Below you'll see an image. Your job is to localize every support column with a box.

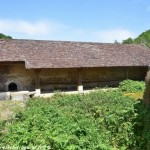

[77,68,83,93]
[35,69,41,95]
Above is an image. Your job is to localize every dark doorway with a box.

[8,83,17,91]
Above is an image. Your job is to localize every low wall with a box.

[0,92,11,100]
[0,91,36,101]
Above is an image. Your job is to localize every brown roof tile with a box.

[0,39,150,68]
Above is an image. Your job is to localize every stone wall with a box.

[82,67,147,89]
[0,63,35,91]
[0,63,147,92]
[40,68,78,91]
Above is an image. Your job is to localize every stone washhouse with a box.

[0,39,150,100]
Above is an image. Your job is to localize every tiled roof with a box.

[0,39,150,69]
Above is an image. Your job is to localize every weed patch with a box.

[0,90,149,149]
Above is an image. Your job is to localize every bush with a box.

[131,100,150,150]
[0,90,149,149]
[119,80,145,93]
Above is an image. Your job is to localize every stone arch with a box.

[5,80,20,92]
[8,82,18,91]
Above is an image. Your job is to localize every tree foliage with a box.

[134,30,150,48]
[0,33,12,39]
[122,29,150,48]
[114,40,120,44]
[122,37,134,44]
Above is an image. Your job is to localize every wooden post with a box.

[35,69,41,95]
[77,68,83,93]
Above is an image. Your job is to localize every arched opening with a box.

[8,83,17,91]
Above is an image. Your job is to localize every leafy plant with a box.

[0,90,149,149]
[119,79,145,93]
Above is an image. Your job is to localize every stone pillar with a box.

[35,89,41,95]
[35,69,41,95]
[77,69,83,93]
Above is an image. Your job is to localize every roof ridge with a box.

[0,38,142,46]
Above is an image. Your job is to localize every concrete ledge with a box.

[0,92,11,100]
[0,88,118,100]
[38,88,118,98]
[11,91,30,101]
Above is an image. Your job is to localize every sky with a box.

[0,0,150,43]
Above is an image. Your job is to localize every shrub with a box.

[119,79,145,93]
[132,101,150,150]
[0,91,136,150]
[0,90,149,149]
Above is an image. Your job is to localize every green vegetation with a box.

[134,30,150,48]
[119,79,145,93]
[0,33,12,39]
[122,29,150,48]
[122,37,134,44]
[0,80,149,149]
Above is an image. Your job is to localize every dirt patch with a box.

[124,92,143,100]
[0,100,25,121]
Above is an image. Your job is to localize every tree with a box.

[122,29,150,48]
[134,29,150,48]
[0,33,12,39]
[114,40,120,44]
[122,37,134,44]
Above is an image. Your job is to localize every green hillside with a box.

[122,29,150,48]
[0,33,12,39]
